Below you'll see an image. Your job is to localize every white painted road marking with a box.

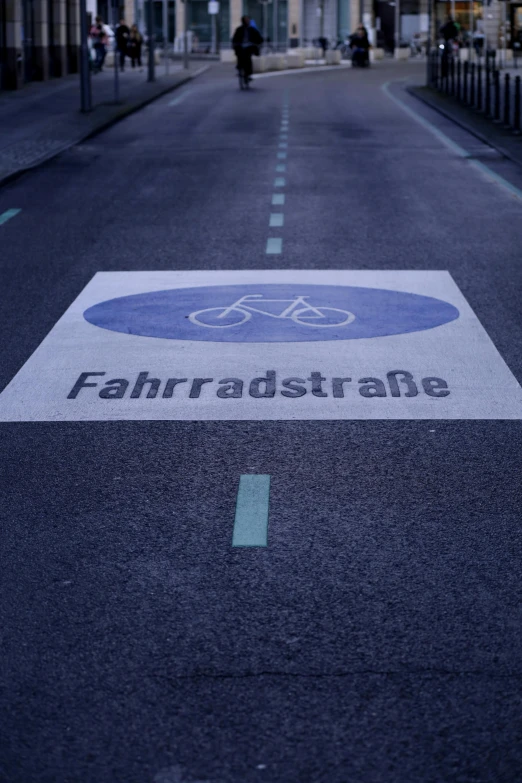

[1,270,521,421]
[269,213,284,227]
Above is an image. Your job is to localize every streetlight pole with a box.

[395,0,400,54]
[147,0,155,80]
[79,0,92,111]
[183,0,190,69]
[112,0,120,103]
[273,0,278,50]
[163,0,169,74]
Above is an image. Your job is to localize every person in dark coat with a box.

[116,18,130,71]
[127,24,143,70]
[232,16,263,82]
[349,24,370,66]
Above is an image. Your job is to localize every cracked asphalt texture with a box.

[1,62,522,783]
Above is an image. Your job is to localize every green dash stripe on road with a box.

[274,177,286,187]
[277,152,287,160]
[0,209,21,225]
[270,213,284,227]
[272,194,285,205]
[276,164,286,172]
[232,475,271,547]
[266,238,282,254]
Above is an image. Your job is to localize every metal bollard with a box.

[485,64,491,116]
[463,61,468,104]
[504,73,511,127]
[514,76,521,134]
[451,56,455,96]
[477,64,482,111]
[470,63,475,106]
[494,69,500,121]
[457,59,462,100]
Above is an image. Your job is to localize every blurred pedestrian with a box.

[89,16,108,73]
[116,18,130,71]
[349,23,370,66]
[128,25,143,70]
[232,15,263,82]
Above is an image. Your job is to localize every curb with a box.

[0,65,210,190]
[253,63,352,79]
[407,85,522,168]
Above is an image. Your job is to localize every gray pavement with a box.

[1,60,522,783]
[0,62,208,185]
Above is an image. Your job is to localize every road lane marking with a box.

[0,209,21,225]
[168,91,193,107]
[266,238,283,254]
[277,152,287,159]
[276,164,286,172]
[253,64,350,78]
[272,194,285,205]
[274,177,286,187]
[279,142,288,148]
[381,81,522,202]
[270,213,284,227]
[4,270,522,421]
[232,475,270,547]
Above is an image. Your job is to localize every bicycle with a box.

[237,65,250,90]
[189,294,356,329]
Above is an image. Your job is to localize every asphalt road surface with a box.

[1,62,522,783]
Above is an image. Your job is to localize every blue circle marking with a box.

[83,284,460,343]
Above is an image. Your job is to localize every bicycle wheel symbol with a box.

[189,307,250,328]
[291,307,355,327]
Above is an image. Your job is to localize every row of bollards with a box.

[428,53,521,136]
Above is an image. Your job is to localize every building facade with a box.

[2,0,522,89]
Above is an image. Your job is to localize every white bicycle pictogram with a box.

[188,294,356,329]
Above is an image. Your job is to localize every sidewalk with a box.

[0,63,209,187]
[408,84,522,168]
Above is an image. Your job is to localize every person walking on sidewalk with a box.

[116,19,130,71]
[128,25,143,70]
[90,17,109,73]
[232,16,263,83]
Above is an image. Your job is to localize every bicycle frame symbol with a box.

[188,294,356,329]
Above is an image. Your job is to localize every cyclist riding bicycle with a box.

[232,16,263,85]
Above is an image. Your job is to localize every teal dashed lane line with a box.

[0,209,21,225]
[274,177,286,187]
[276,164,286,172]
[232,475,271,547]
[270,213,284,227]
[272,193,285,205]
[266,237,283,254]
[277,152,287,159]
